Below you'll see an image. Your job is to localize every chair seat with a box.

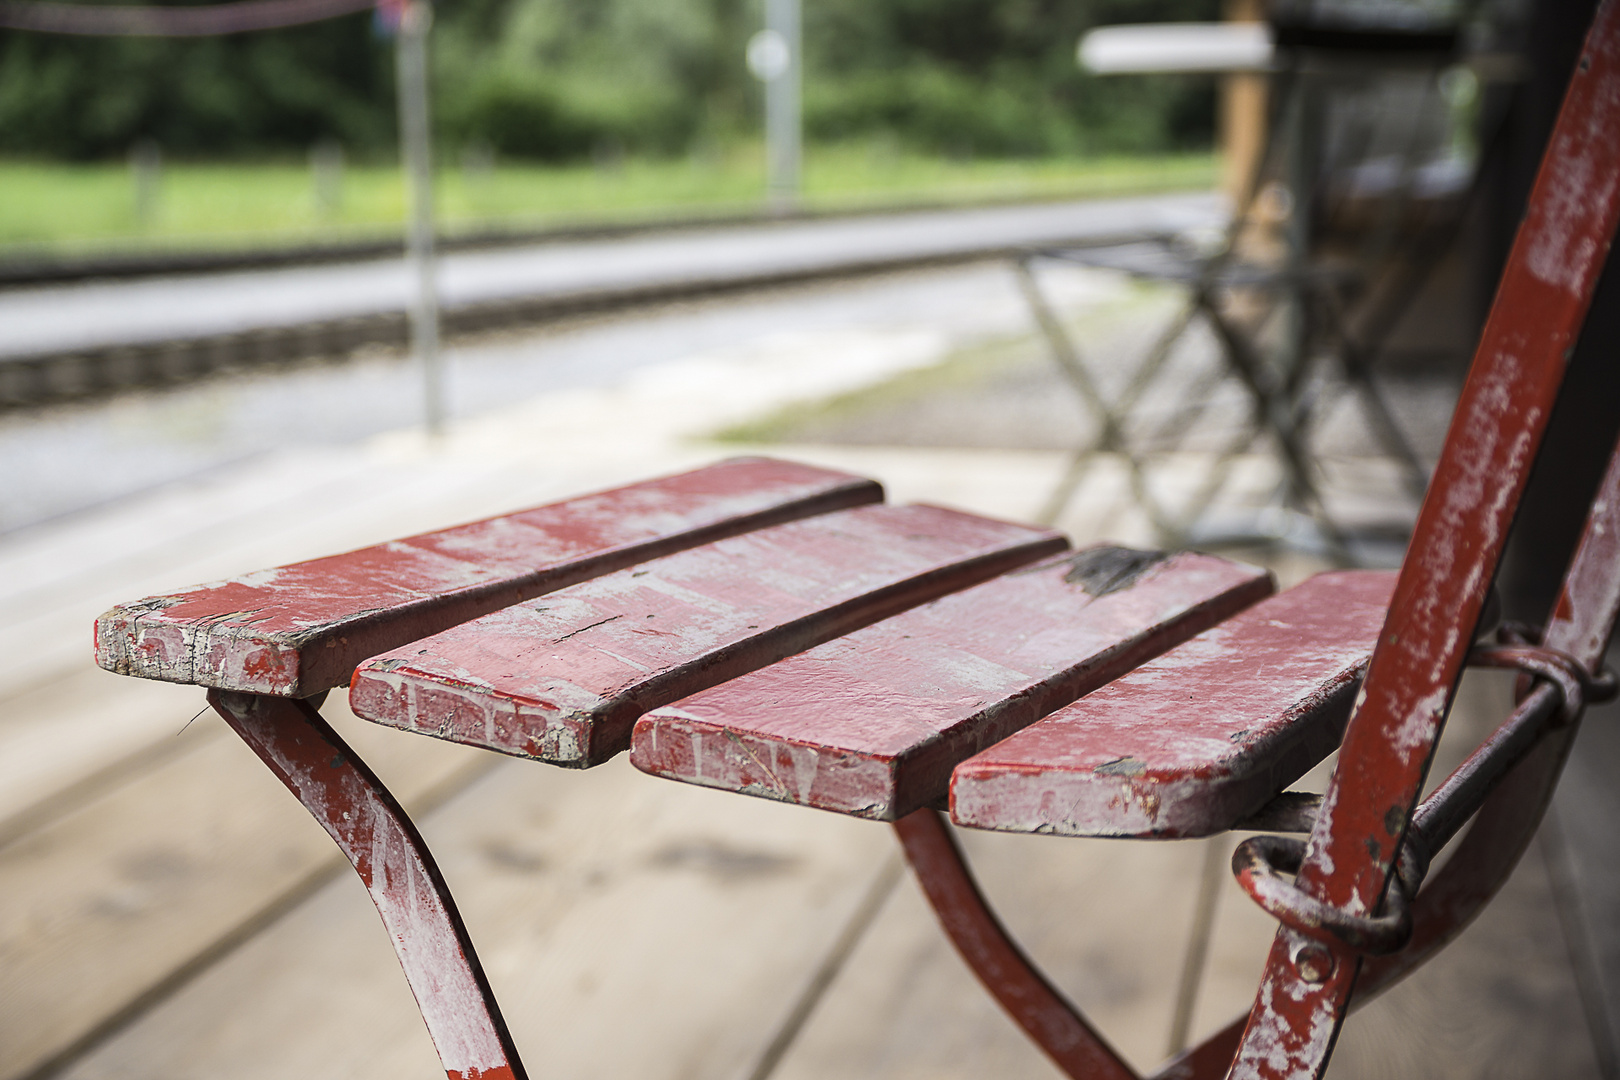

[101,450,1396,837]
[348,502,1063,767]
[630,546,1272,820]
[950,569,1396,838]
[94,457,880,698]
[337,478,1392,833]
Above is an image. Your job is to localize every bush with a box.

[0,0,1220,162]
[806,63,1079,157]
[452,72,595,160]
[0,17,394,160]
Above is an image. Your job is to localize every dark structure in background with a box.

[1496,0,1620,621]
[1491,3,1620,1070]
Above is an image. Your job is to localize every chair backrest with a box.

[1227,2,1620,1074]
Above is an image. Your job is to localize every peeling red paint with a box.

[350,503,1065,768]
[93,458,881,697]
[950,571,1394,839]
[630,548,1271,819]
[208,691,527,1080]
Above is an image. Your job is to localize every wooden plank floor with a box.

[3,321,1609,1080]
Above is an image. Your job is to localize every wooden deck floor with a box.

[3,325,1611,1080]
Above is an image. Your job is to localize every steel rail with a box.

[0,225,1187,413]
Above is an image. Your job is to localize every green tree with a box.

[0,0,1220,161]
[0,13,395,158]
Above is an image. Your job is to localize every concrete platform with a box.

[0,265,1607,1080]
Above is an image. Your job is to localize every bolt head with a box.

[1293,943,1335,984]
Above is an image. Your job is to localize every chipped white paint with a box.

[1525,135,1610,292]
[94,458,879,697]
[632,549,1273,819]
[1391,686,1449,767]
[1229,932,1341,1080]
[952,571,1392,838]
[212,693,513,1080]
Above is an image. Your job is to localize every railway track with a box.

[0,193,1223,411]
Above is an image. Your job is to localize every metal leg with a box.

[209,690,527,1080]
[892,809,1138,1080]
[1015,256,1174,536]
[1200,302,1354,565]
[1167,838,1228,1058]
[1317,289,1431,503]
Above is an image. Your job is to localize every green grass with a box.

[0,143,1215,256]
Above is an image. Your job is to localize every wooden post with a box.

[1220,0,1267,204]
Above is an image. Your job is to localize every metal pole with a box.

[764,0,800,211]
[396,0,444,435]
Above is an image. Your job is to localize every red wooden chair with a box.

[94,6,1620,1077]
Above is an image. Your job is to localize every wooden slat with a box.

[94,457,881,698]
[350,504,1066,768]
[950,570,1397,839]
[630,547,1273,820]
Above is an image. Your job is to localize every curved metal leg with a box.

[1151,1017,1248,1080]
[209,690,527,1080]
[893,809,1138,1080]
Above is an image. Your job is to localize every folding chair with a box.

[92,6,1620,1077]
[1020,16,1465,557]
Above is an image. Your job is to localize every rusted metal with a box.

[892,808,1138,1080]
[1355,424,1620,1003]
[629,547,1271,820]
[1150,1017,1249,1080]
[1228,5,1620,1073]
[950,571,1395,839]
[1231,836,1412,956]
[1233,791,1321,834]
[350,503,1065,767]
[1468,640,1616,724]
[207,690,527,1080]
[95,457,881,697]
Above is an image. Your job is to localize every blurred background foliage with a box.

[0,0,1219,162]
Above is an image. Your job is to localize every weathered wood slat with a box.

[94,457,881,698]
[629,547,1273,820]
[349,504,1066,768]
[950,570,1397,839]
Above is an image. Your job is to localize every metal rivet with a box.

[1294,943,1335,984]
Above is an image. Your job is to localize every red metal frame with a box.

[895,5,1620,1078]
[207,691,526,1080]
[892,809,1136,1080]
[898,424,1620,1080]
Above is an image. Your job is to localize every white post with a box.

[748,0,800,212]
[396,0,444,435]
